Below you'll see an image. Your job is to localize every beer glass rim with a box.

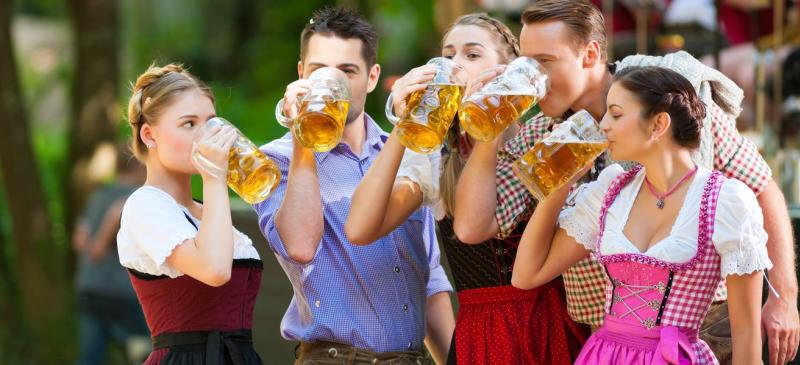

[558,109,607,142]
[426,57,467,86]
[305,66,351,100]
[308,66,349,81]
[194,116,239,141]
[509,56,543,68]
[467,56,548,99]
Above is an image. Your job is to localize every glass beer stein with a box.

[393,57,467,154]
[292,67,351,152]
[458,57,548,142]
[512,110,608,201]
[192,117,282,204]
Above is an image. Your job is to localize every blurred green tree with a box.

[0,0,71,363]
[66,0,121,245]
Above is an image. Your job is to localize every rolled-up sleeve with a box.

[253,140,321,265]
[710,103,772,195]
[494,113,553,238]
[423,210,453,296]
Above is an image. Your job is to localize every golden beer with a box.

[192,117,281,204]
[396,84,465,153]
[226,144,282,204]
[513,141,608,201]
[458,94,537,142]
[294,99,350,152]
[458,57,548,141]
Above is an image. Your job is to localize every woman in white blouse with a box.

[512,66,769,364]
[116,63,263,364]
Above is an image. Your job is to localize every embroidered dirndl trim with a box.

[594,166,725,271]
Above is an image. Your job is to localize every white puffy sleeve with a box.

[116,188,198,277]
[558,163,626,250]
[396,148,445,219]
[712,178,773,277]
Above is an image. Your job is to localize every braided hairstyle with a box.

[439,13,519,218]
[614,66,706,149]
[126,63,214,161]
[442,13,520,64]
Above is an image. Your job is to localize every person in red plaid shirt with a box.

[453,1,799,364]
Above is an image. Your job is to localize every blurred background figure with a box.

[779,47,800,148]
[72,147,149,365]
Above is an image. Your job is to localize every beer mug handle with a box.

[274,98,294,128]
[384,92,400,125]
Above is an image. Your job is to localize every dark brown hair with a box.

[127,63,214,161]
[614,66,706,148]
[300,6,378,66]
[521,0,607,59]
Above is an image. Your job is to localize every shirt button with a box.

[403,304,408,311]
[394,266,400,273]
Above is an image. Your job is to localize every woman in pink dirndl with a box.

[512,66,771,364]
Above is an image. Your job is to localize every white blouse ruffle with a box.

[396,148,445,219]
[558,164,772,277]
[117,186,259,278]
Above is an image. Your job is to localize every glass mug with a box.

[392,57,467,154]
[512,110,608,201]
[458,57,548,142]
[192,117,282,204]
[275,67,351,152]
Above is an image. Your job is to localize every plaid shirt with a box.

[496,104,771,326]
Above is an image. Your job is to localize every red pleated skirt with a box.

[454,279,590,365]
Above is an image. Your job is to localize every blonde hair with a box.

[439,125,467,218]
[442,13,520,64]
[439,14,518,218]
[126,63,214,161]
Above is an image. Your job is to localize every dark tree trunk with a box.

[66,0,120,238]
[0,0,64,357]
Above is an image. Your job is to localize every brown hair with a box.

[521,0,607,60]
[126,63,214,161]
[614,66,706,148]
[300,6,378,66]
[442,13,520,64]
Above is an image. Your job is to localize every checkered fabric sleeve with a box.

[563,255,609,327]
[710,103,771,195]
[494,113,553,239]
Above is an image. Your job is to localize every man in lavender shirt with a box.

[253,6,454,365]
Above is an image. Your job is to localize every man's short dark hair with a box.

[300,6,378,67]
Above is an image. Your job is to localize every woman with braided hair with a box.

[512,66,769,364]
[346,13,589,364]
[117,63,263,364]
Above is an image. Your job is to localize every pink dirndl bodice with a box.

[574,166,725,365]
